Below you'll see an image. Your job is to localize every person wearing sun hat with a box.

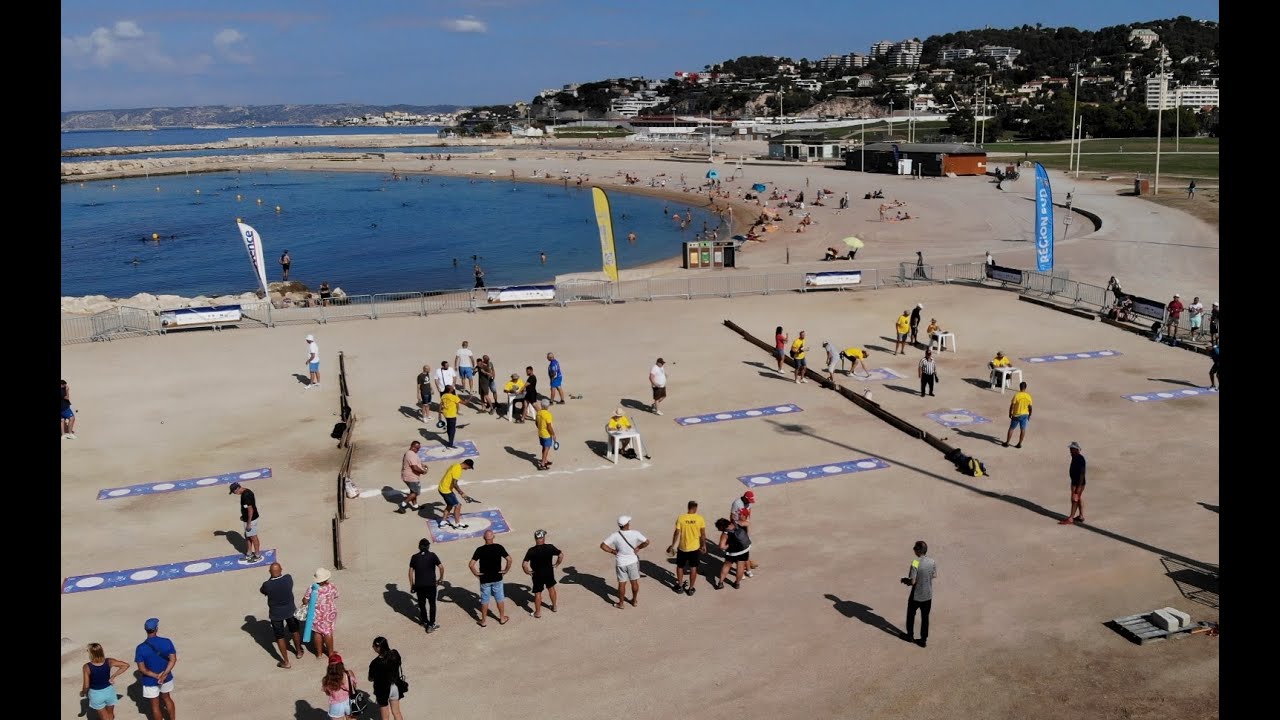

[1060,442,1087,525]
[135,617,178,720]
[606,407,635,458]
[302,567,340,658]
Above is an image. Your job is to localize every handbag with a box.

[293,606,307,622]
[346,671,370,715]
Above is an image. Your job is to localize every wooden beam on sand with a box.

[721,319,959,457]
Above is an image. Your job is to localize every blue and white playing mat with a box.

[1021,350,1122,364]
[62,549,277,594]
[845,367,906,382]
[419,440,479,463]
[1124,387,1218,403]
[676,404,802,426]
[98,468,272,501]
[738,458,890,488]
[925,409,992,428]
[428,508,510,543]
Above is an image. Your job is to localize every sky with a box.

[60,0,1220,112]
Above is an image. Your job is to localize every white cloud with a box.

[441,16,488,33]
[61,20,177,71]
[214,28,253,64]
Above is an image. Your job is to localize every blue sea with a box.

[60,169,719,299]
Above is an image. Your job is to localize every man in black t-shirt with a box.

[408,538,444,633]
[516,367,539,423]
[521,530,565,618]
[469,530,512,626]
[229,483,263,563]
[416,364,434,419]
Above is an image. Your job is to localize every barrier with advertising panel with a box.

[986,264,1024,285]
[485,285,556,306]
[804,270,862,289]
[1125,295,1168,322]
[159,305,243,328]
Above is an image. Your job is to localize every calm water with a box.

[60,170,718,298]
[61,125,444,151]
[61,145,487,164]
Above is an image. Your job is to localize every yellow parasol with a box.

[841,236,865,250]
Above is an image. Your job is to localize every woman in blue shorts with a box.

[81,643,129,719]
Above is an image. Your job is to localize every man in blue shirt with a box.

[134,617,177,720]
[546,352,567,405]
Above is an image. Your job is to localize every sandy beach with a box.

[61,137,1218,316]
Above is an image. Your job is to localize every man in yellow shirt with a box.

[894,311,911,355]
[535,399,557,471]
[1004,381,1033,448]
[839,347,871,377]
[666,500,708,596]
[436,385,461,448]
[437,458,475,529]
[502,373,524,421]
[605,408,636,458]
[790,330,808,384]
[988,351,1012,389]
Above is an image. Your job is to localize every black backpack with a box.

[945,448,989,477]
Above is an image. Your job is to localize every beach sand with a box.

[59,282,1219,720]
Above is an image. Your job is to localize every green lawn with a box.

[1017,151,1218,180]
[987,137,1218,154]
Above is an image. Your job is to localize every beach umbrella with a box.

[841,236,865,250]
[706,169,719,180]
[751,183,767,193]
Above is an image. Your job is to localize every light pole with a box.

[1154,45,1167,195]
[979,82,988,145]
[1175,88,1181,152]
[1068,62,1080,175]
[1074,116,1082,179]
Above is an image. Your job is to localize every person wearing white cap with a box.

[305,334,321,389]
[821,341,838,385]
[909,303,924,347]
[1060,442,1087,525]
[1165,294,1185,341]
[1187,296,1205,341]
[600,516,649,609]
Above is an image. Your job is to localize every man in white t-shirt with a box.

[648,358,668,416]
[600,515,650,609]
[304,334,321,389]
[432,361,457,396]
[454,341,476,395]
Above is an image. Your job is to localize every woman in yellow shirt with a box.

[606,408,636,458]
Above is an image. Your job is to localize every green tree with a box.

[946,107,975,135]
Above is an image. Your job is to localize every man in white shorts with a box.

[600,515,650,609]
[135,617,177,720]
[821,341,838,385]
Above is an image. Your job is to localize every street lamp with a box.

[1068,62,1080,175]
[1153,46,1168,195]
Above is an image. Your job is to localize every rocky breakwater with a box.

[61,282,347,316]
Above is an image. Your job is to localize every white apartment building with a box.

[1176,85,1219,108]
[848,53,869,68]
[610,93,670,118]
[938,48,975,63]
[817,54,846,70]
[1129,28,1160,49]
[870,40,895,57]
[979,46,1021,67]
[1145,76,1175,109]
[887,40,923,68]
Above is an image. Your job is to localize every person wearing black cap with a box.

[408,539,444,633]
[230,483,263,564]
[135,618,178,720]
[522,529,564,618]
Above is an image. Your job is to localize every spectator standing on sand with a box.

[601,516,650,608]
[519,367,539,422]
[367,637,409,719]
[81,643,129,720]
[649,358,668,415]
[901,541,937,647]
[470,530,513,626]
[432,361,457,399]
[280,250,291,281]
[61,379,77,439]
[522,530,564,618]
[711,518,752,590]
[415,365,433,419]
[321,654,356,720]
[1059,442,1087,525]
[306,334,321,389]
[260,562,304,667]
[821,341,838,385]
[1165,294,1185,340]
[1209,343,1219,389]
[1188,297,1205,340]
[135,618,178,720]
[914,251,927,280]
[918,349,938,397]
[894,311,911,355]
[547,352,567,404]
[790,331,809,384]
[454,341,475,395]
[229,482,264,564]
[909,304,924,347]
[1004,382,1033,448]
[1209,302,1219,345]
[1187,179,1196,199]
[773,327,789,372]
[408,538,444,633]
[475,355,496,413]
[666,500,708,596]
[302,568,340,658]
[398,441,426,513]
[436,386,460,449]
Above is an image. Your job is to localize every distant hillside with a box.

[59,104,463,130]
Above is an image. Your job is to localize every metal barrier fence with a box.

[60,261,1209,345]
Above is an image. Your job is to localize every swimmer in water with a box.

[540,252,547,264]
